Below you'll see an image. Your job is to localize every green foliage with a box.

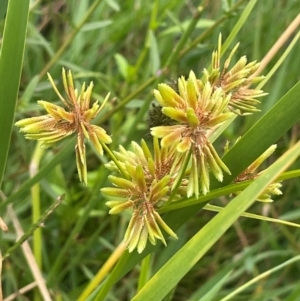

[1,0,300,301]
[0,0,29,187]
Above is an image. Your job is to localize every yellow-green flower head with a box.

[226,141,282,202]
[102,138,182,253]
[15,68,112,185]
[105,137,184,187]
[207,34,267,115]
[151,72,233,147]
[151,71,232,197]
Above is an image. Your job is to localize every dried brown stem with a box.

[252,13,300,77]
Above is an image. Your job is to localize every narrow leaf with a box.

[132,141,300,301]
[0,0,30,187]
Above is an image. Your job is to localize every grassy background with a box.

[0,0,300,300]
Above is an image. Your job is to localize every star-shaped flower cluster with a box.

[151,71,233,197]
[150,36,266,197]
[15,68,112,185]
[206,35,267,115]
[225,141,282,202]
[101,138,184,253]
[15,36,271,254]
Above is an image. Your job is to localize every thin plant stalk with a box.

[76,241,127,301]
[220,0,258,56]
[253,13,300,77]
[38,0,103,78]
[47,168,109,285]
[3,282,38,301]
[30,142,45,269]
[257,31,300,90]
[125,7,203,143]
[220,255,300,301]
[29,142,45,301]
[134,0,159,74]
[203,204,300,229]
[158,169,300,213]
[0,188,56,301]
[137,254,152,292]
[7,204,52,301]
[179,0,247,58]
[2,195,63,260]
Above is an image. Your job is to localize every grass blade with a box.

[96,80,300,299]
[0,0,30,187]
[221,255,300,301]
[0,139,75,212]
[132,141,300,301]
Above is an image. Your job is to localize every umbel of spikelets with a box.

[101,138,185,253]
[15,68,112,185]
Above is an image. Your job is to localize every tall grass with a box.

[0,1,300,301]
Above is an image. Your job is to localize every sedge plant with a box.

[16,35,283,256]
[2,1,300,301]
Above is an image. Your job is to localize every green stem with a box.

[257,31,300,90]
[179,0,247,58]
[279,169,300,181]
[125,8,203,143]
[221,255,300,301]
[46,167,109,285]
[30,142,44,267]
[76,241,127,301]
[101,142,129,179]
[137,254,152,292]
[0,139,75,213]
[39,0,103,78]
[220,0,258,56]
[204,204,300,230]
[134,0,159,74]
[164,149,192,207]
[164,6,203,68]
[158,169,300,213]
[29,142,45,301]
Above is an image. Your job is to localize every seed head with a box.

[102,137,183,253]
[15,68,112,185]
[151,71,232,196]
[207,34,267,115]
[225,141,282,202]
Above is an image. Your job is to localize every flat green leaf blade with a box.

[132,141,300,301]
[219,80,300,186]
[95,81,300,299]
[221,0,258,55]
[114,53,129,80]
[81,20,113,31]
[0,0,30,187]
[148,30,160,75]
